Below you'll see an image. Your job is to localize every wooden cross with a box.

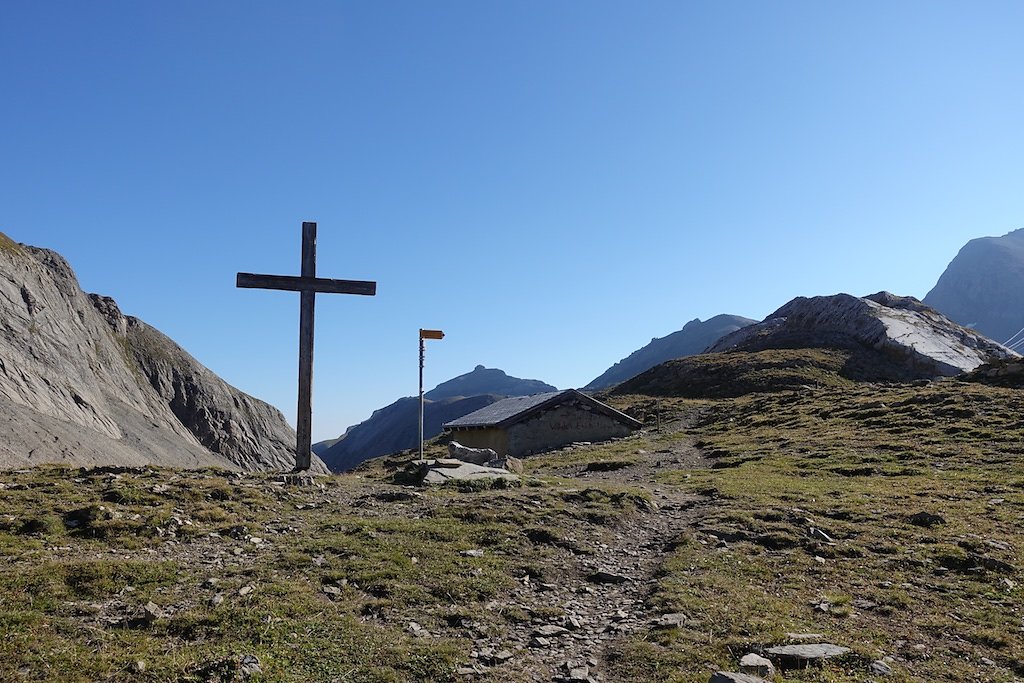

[237,222,376,471]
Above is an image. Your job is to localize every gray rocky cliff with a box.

[707,291,1017,378]
[0,233,324,472]
[924,228,1024,346]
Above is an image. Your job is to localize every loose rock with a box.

[141,601,163,624]
[709,672,770,683]
[448,441,498,465]
[533,624,570,638]
[739,653,775,678]
[587,570,629,584]
[239,655,261,676]
[870,660,894,676]
[808,527,834,543]
[651,612,690,629]
[562,661,591,682]
[908,511,946,527]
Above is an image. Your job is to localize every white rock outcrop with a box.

[707,292,1017,377]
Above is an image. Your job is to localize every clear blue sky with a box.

[2,2,1022,440]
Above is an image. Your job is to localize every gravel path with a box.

[457,427,716,682]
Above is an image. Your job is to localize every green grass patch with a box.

[606,381,1024,681]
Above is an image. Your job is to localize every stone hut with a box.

[443,389,642,457]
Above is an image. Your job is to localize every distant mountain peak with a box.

[924,229,1024,346]
[425,366,556,401]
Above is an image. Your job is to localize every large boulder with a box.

[707,291,1017,379]
[414,459,520,485]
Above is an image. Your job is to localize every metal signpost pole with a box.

[418,329,445,460]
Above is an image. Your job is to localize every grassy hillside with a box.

[612,348,856,398]
[601,380,1023,682]
[1,376,1021,682]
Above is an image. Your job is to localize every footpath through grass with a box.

[2,378,1021,682]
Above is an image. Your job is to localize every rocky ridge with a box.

[0,234,322,471]
[707,291,1017,379]
[584,314,755,391]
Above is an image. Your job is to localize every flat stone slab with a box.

[532,625,570,638]
[765,643,851,665]
[586,570,630,584]
[415,459,520,485]
[709,672,770,683]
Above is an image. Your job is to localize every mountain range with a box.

[7,231,1023,683]
[3,225,1023,472]
[583,314,755,390]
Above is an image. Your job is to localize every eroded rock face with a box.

[116,312,326,473]
[707,291,1017,379]
[924,227,1024,345]
[0,235,323,472]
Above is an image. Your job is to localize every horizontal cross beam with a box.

[236,272,377,296]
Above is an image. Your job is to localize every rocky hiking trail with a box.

[0,418,725,683]
[442,423,717,683]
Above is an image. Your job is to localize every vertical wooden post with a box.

[295,222,316,471]
[236,222,376,472]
